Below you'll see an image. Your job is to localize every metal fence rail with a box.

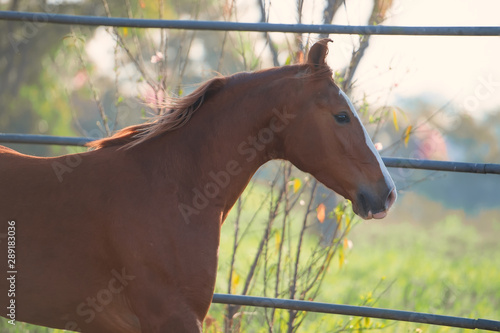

[2,133,500,175]
[382,157,500,174]
[0,133,92,147]
[1,11,500,36]
[212,294,500,331]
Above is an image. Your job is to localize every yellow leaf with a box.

[392,109,399,132]
[316,203,326,223]
[326,249,334,263]
[292,178,302,193]
[334,204,344,223]
[404,125,412,147]
[275,232,281,252]
[338,248,345,269]
[122,27,128,37]
[231,273,240,293]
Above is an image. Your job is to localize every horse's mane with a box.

[86,62,332,150]
[86,76,226,150]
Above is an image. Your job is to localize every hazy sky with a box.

[254,0,500,119]
[86,0,500,120]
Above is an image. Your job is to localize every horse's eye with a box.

[333,112,350,124]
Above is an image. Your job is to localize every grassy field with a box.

[1,192,499,332]
[208,191,500,333]
[311,215,500,332]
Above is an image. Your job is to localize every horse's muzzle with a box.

[356,187,397,220]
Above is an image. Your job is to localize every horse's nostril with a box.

[386,188,397,210]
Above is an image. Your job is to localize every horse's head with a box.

[283,39,396,220]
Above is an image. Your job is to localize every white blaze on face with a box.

[338,89,395,191]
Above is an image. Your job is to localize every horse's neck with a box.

[155,69,299,221]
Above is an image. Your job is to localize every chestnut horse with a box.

[0,39,395,332]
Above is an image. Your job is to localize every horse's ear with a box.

[307,38,333,67]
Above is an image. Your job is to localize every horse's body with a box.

[0,40,395,332]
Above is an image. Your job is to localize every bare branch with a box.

[71,30,111,136]
[257,0,279,66]
[319,0,345,39]
[287,180,317,333]
[101,0,156,90]
[342,0,394,94]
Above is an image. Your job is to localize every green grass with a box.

[310,215,500,332]
[208,200,500,333]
